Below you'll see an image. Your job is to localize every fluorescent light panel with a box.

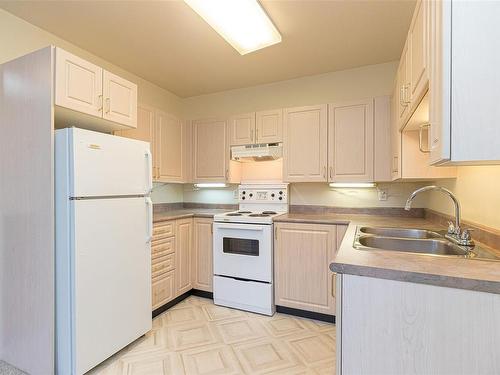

[184,0,282,55]
[329,183,377,188]
[194,183,227,188]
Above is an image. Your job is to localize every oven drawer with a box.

[213,276,274,316]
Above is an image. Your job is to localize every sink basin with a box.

[359,226,442,239]
[356,236,473,257]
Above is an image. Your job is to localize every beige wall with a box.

[182,61,398,119]
[428,166,500,230]
[0,9,183,116]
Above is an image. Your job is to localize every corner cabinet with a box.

[274,222,347,315]
[54,47,137,130]
[175,218,193,296]
[192,218,214,292]
[283,105,328,182]
[115,105,187,183]
[328,99,374,182]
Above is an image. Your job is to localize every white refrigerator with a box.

[55,128,153,375]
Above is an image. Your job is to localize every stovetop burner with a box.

[226,213,243,216]
[262,211,277,215]
[249,213,270,217]
[237,211,252,214]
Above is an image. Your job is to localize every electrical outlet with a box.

[378,188,388,201]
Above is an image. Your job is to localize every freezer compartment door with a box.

[67,128,152,197]
[72,197,152,375]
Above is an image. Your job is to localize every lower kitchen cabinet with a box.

[175,218,193,296]
[192,218,214,292]
[336,274,500,374]
[274,222,346,315]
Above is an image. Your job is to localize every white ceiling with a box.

[1,0,416,98]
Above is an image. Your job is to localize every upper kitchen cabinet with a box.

[102,70,137,128]
[328,99,374,182]
[408,0,429,109]
[54,47,137,131]
[229,112,255,146]
[256,109,283,144]
[429,1,500,165]
[283,105,328,182]
[116,105,189,183]
[55,48,103,118]
[229,109,283,146]
[395,0,430,131]
[193,118,240,183]
[156,110,184,183]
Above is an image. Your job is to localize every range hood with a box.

[231,143,282,162]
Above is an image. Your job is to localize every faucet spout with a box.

[404,185,461,233]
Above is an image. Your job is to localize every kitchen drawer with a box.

[152,271,175,310]
[152,237,175,259]
[153,221,174,239]
[152,254,175,279]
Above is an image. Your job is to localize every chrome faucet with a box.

[405,185,474,246]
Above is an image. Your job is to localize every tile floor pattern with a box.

[89,296,335,375]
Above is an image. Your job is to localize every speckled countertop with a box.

[153,208,231,222]
[275,213,500,294]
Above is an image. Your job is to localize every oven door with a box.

[213,222,272,283]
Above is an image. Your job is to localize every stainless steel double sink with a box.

[354,226,481,258]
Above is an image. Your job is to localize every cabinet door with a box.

[328,99,374,182]
[391,86,402,180]
[175,218,193,296]
[274,222,336,314]
[156,110,184,182]
[397,41,410,127]
[192,218,213,292]
[115,105,157,179]
[229,113,255,146]
[256,109,283,143]
[102,70,137,128]
[54,48,103,117]
[409,0,429,107]
[283,105,328,182]
[193,119,228,182]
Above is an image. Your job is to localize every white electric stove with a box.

[213,184,288,316]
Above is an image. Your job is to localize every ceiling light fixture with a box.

[329,183,377,189]
[184,0,282,55]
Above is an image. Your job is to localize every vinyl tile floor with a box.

[89,296,336,375]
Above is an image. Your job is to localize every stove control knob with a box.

[271,193,275,198]
[242,196,246,200]
[279,191,283,195]
[242,191,246,194]
[249,193,253,197]
[279,197,283,201]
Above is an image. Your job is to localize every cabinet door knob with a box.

[105,97,110,114]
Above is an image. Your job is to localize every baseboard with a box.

[191,289,214,299]
[152,291,191,318]
[152,289,213,318]
[276,305,335,323]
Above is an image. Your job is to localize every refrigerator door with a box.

[71,197,152,375]
[68,128,152,197]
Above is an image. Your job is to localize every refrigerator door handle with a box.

[145,149,153,193]
[146,197,153,243]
